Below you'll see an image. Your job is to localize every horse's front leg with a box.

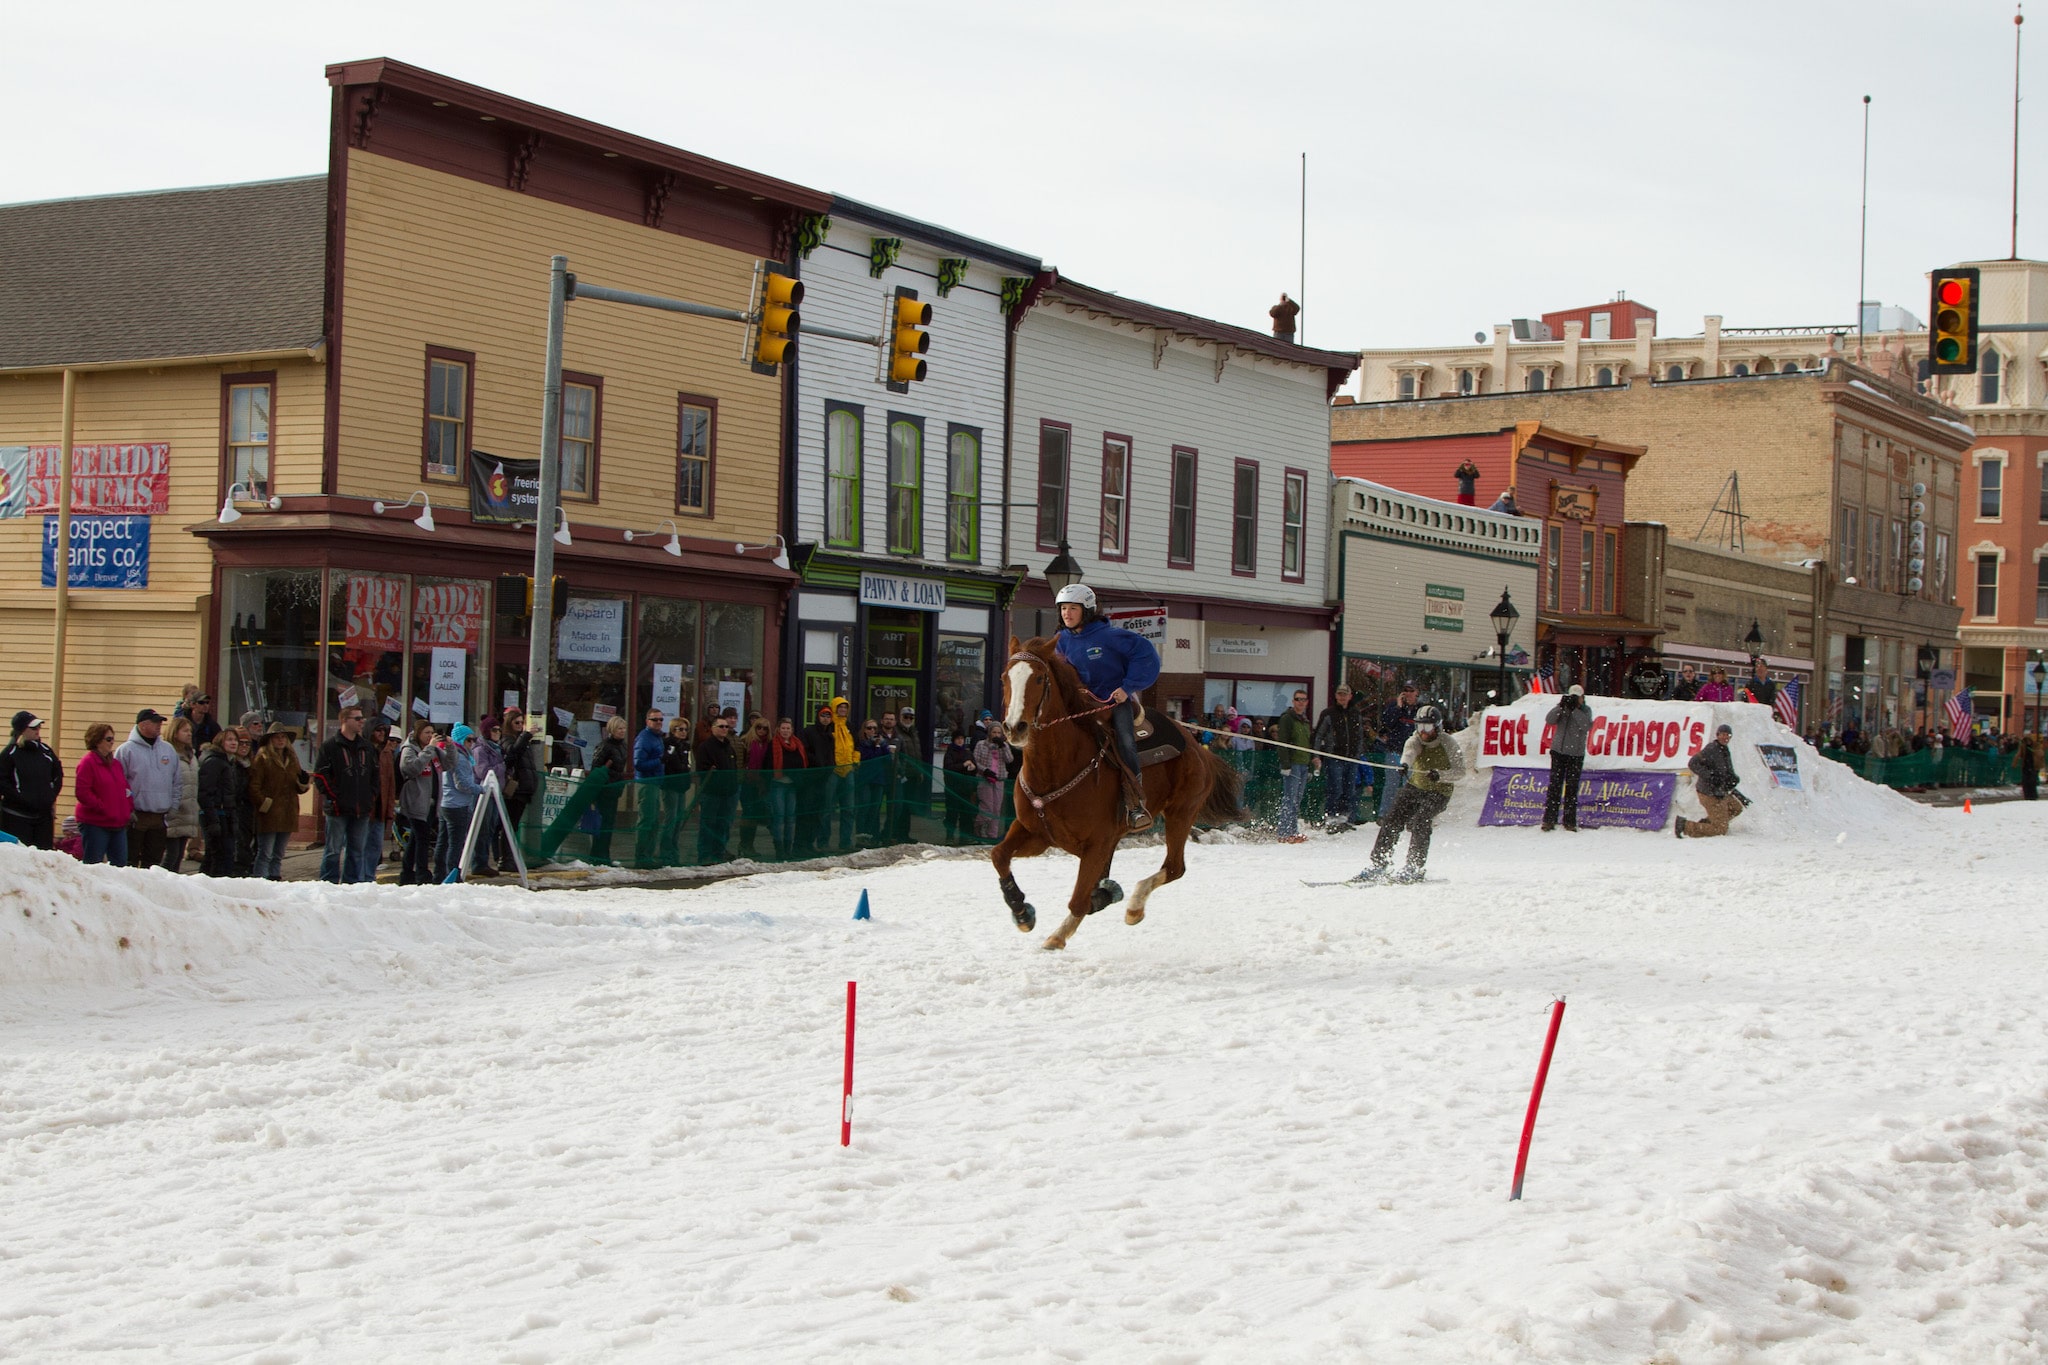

[1043,838,1117,951]
[991,820,1050,933]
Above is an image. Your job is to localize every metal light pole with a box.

[524,254,569,755]
[1490,588,1519,707]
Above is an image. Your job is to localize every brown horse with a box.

[993,635,1243,950]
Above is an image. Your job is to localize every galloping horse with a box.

[993,635,1243,950]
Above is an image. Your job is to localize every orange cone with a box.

[1964,796,1974,814]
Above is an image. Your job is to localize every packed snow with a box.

[3,721,2045,1363]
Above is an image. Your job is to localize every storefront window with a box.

[934,633,986,746]
[552,595,631,759]
[409,576,490,731]
[636,596,701,732]
[1204,677,1310,722]
[702,602,764,726]
[220,567,324,765]
[327,571,407,735]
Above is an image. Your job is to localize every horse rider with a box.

[1052,582,1161,830]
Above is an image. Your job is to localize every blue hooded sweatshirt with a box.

[1054,617,1161,699]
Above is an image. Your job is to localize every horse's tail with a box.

[1196,746,1244,825]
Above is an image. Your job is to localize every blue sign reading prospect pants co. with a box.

[42,515,150,589]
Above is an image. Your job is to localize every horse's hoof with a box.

[1124,906,1145,926]
[1012,902,1036,933]
[1089,880,1124,915]
[1041,936,1066,951]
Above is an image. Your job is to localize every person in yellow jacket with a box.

[1351,705,1462,884]
[818,696,857,853]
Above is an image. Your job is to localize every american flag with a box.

[1945,688,1974,741]
[1772,677,1801,729]
[1525,666,1556,696]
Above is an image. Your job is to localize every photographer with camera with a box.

[1676,723,1745,839]
[1541,684,1592,832]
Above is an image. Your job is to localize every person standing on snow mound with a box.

[1542,684,1591,832]
[1351,704,1463,884]
[1676,723,1744,839]
[1051,582,1161,831]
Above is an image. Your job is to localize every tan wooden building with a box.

[0,58,831,818]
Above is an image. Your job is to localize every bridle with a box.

[1005,650,1120,733]
[1005,649,1119,812]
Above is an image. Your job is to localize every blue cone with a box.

[853,889,871,921]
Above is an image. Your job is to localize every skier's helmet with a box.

[1054,583,1098,613]
[1414,704,1443,733]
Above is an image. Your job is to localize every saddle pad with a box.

[1134,714,1189,768]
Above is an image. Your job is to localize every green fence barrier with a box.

[516,748,1381,871]
[1818,746,2022,788]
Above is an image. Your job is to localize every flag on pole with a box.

[1945,688,1974,741]
[1772,677,1801,729]
[1525,665,1557,696]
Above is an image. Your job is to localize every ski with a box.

[1301,874,1436,888]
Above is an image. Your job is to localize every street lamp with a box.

[1744,620,1764,660]
[2032,658,2046,738]
[1489,588,1519,708]
[1043,538,1084,595]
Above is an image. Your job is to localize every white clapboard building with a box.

[1007,273,1356,720]
[783,198,1040,748]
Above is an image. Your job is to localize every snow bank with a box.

[1446,700,1930,838]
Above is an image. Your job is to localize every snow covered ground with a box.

[3,740,2046,1362]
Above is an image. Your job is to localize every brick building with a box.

[1331,360,1973,735]
[1927,259,2048,734]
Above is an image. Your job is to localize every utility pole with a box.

[524,254,568,753]
[1858,95,1871,360]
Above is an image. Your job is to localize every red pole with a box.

[1510,997,1566,1200]
[840,981,856,1147]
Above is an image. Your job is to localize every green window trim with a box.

[887,414,924,556]
[825,401,863,550]
[946,424,982,563]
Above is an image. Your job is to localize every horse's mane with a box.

[1020,636,1116,743]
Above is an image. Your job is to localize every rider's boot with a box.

[1122,771,1153,831]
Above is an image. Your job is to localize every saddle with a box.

[1128,703,1190,769]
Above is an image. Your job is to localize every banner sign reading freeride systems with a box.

[23,444,172,514]
[1474,694,1716,772]
[467,449,542,524]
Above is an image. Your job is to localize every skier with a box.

[1051,582,1162,831]
[1351,704,1462,883]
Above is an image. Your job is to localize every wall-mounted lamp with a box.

[553,507,573,547]
[735,534,791,570]
[372,490,436,533]
[216,483,281,524]
[1410,644,1430,656]
[626,518,684,558]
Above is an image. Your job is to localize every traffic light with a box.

[887,286,931,390]
[751,270,803,375]
[1928,266,1980,374]
[495,574,568,619]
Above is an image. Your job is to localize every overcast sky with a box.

[9,1,2039,370]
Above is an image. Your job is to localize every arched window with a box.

[1781,361,1800,374]
[1527,368,1547,392]
[1665,363,1686,382]
[1732,363,1751,378]
[1595,366,1614,386]
[1398,373,1416,400]
[1980,347,2002,405]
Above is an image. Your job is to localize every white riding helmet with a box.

[1054,583,1098,611]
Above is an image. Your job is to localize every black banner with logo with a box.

[467,449,542,525]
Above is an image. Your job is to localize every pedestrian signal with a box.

[1928,267,1979,375]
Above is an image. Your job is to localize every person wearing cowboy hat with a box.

[0,711,63,849]
[248,721,309,879]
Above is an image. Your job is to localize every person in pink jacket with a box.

[1694,667,1736,702]
[74,722,135,866]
